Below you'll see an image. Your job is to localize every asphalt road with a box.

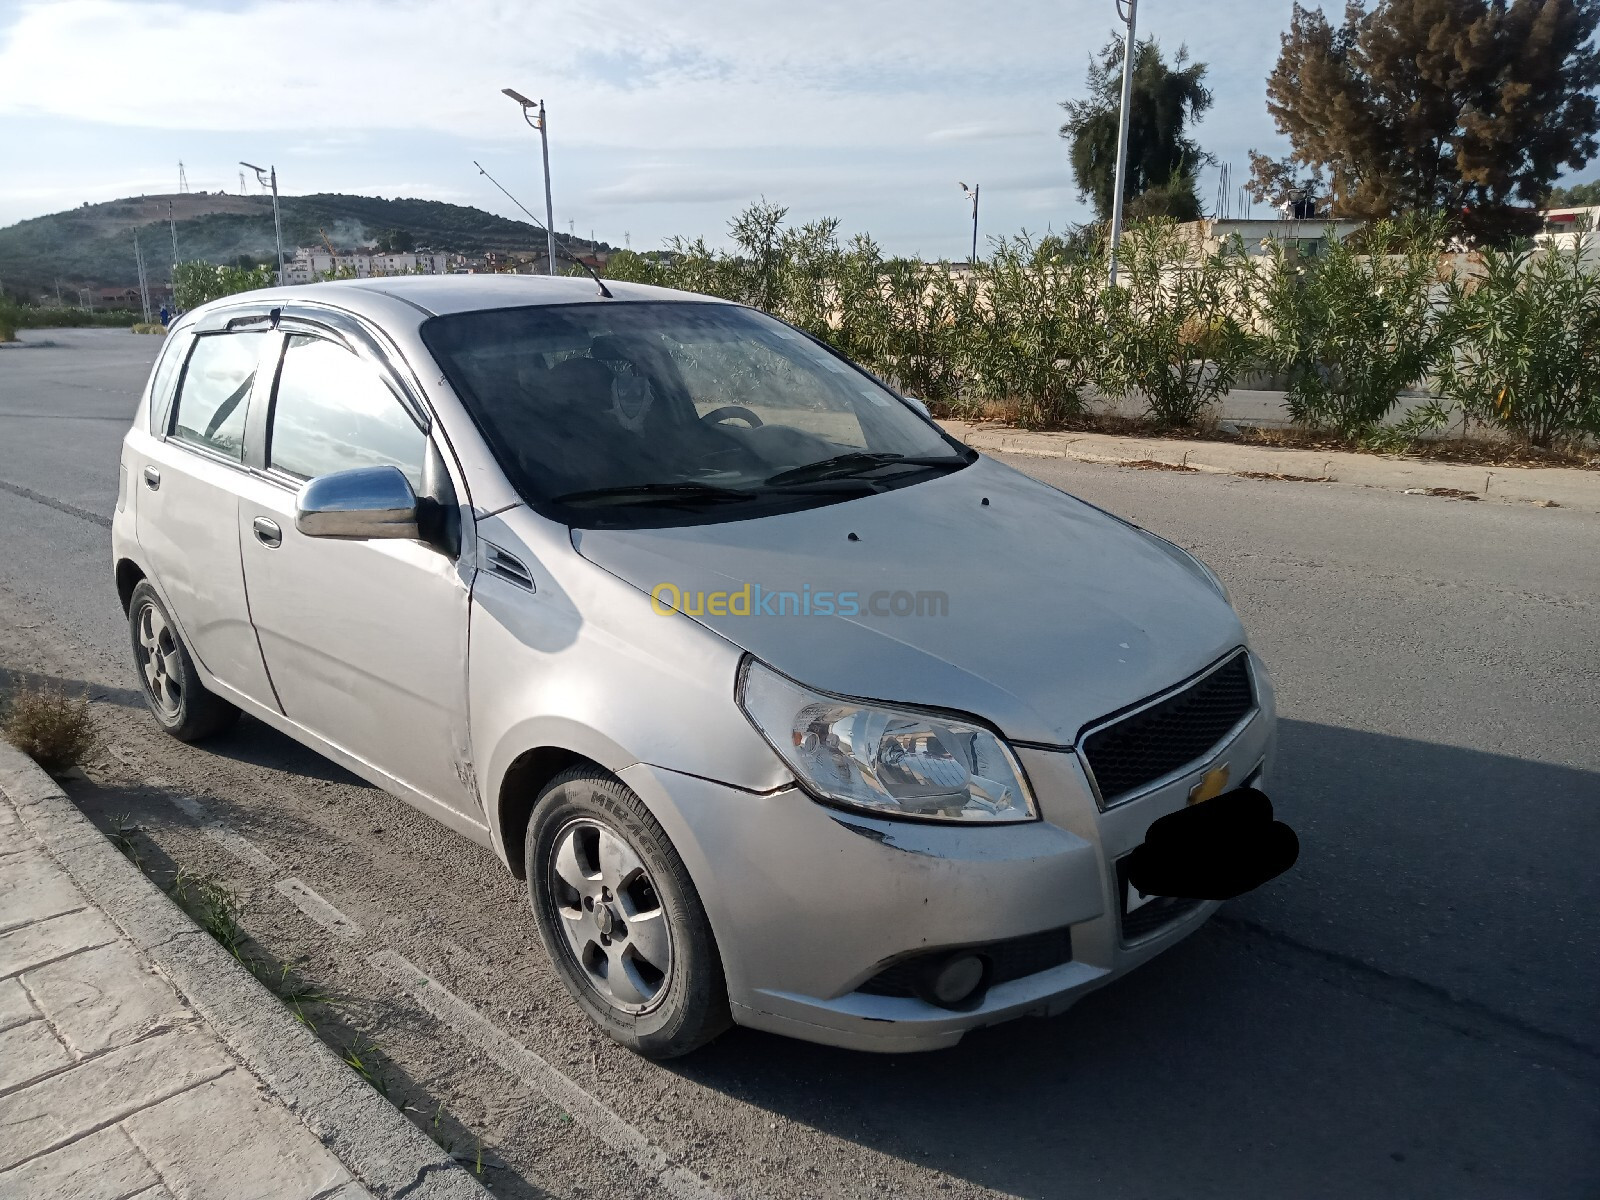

[1,329,1597,1199]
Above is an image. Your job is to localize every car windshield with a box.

[420,301,971,528]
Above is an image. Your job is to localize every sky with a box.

[0,0,1587,259]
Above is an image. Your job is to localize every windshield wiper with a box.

[551,482,758,509]
[763,452,968,488]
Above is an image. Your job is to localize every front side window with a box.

[170,331,268,461]
[267,334,426,489]
[421,302,968,528]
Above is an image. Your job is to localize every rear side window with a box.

[170,331,268,461]
[267,334,425,489]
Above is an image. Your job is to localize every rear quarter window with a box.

[145,328,194,436]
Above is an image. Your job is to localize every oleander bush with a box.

[1440,238,1600,448]
[607,202,1600,447]
[1255,216,1453,440]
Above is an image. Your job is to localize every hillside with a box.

[0,192,613,293]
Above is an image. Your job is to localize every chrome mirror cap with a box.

[902,395,932,419]
[295,465,420,541]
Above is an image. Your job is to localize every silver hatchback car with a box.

[114,275,1293,1057]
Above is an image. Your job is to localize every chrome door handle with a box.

[142,465,161,490]
[252,517,282,548]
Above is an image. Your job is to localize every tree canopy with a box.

[1249,0,1600,243]
[1061,37,1213,224]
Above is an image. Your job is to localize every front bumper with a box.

[619,653,1278,1052]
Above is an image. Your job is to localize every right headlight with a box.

[737,658,1037,824]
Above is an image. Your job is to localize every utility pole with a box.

[959,182,980,265]
[241,162,286,285]
[1107,0,1138,285]
[134,232,151,324]
[503,88,558,276]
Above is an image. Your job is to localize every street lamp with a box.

[502,88,558,276]
[959,182,980,266]
[1106,0,1138,286]
[241,162,285,286]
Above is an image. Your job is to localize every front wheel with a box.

[526,768,731,1058]
[127,580,240,742]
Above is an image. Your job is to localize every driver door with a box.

[235,327,479,822]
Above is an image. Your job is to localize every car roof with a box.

[232,274,733,318]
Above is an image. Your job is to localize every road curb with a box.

[939,420,1600,512]
[0,738,490,1200]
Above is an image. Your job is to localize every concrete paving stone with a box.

[123,1071,358,1200]
[0,850,84,933]
[0,1123,159,1200]
[24,942,192,1057]
[0,908,120,980]
[0,977,35,1032]
[0,1018,72,1092]
[0,1026,233,1170]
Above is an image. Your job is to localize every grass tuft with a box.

[2,681,99,772]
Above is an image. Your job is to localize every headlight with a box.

[737,659,1037,824]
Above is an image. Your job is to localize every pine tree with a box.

[1249,0,1600,244]
[1061,37,1213,223]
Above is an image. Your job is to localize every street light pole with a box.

[960,182,980,265]
[1107,0,1138,286]
[503,88,558,276]
[241,162,285,285]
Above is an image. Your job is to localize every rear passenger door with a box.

[234,323,479,821]
[133,326,279,709]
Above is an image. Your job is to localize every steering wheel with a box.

[700,405,763,429]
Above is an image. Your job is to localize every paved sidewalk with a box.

[0,741,486,1200]
[941,420,1600,513]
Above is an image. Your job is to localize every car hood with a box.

[570,456,1245,745]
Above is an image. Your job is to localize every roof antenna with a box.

[472,160,612,298]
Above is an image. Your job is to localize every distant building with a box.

[1537,206,1600,255]
[1175,217,1366,259]
[284,248,453,284]
[92,285,171,310]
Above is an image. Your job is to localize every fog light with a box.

[920,953,987,1009]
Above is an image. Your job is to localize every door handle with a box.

[142,465,161,490]
[252,516,282,548]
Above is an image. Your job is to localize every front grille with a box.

[1080,652,1254,807]
[856,926,1074,998]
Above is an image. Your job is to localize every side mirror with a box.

[295,465,420,541]
[902,395,932,419]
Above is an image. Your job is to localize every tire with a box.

[127,580,240,742]
[526,767,731,1059]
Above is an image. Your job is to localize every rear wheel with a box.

[127,581,239,742]
[527,767,730,1058]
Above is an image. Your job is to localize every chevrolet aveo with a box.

[114,275,1295,1058]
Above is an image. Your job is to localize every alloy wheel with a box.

[547,818,673,1013]
[135,601,183,718]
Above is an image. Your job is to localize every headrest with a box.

[590,334,643,363]
[548,356,616,407]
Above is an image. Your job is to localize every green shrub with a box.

[1255,217,1452,438]
[1440,239,1600,447]
[1100,221,1254,428]
[968,235,1108,426]
[2,681,99,773]
[173,260,277,310]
